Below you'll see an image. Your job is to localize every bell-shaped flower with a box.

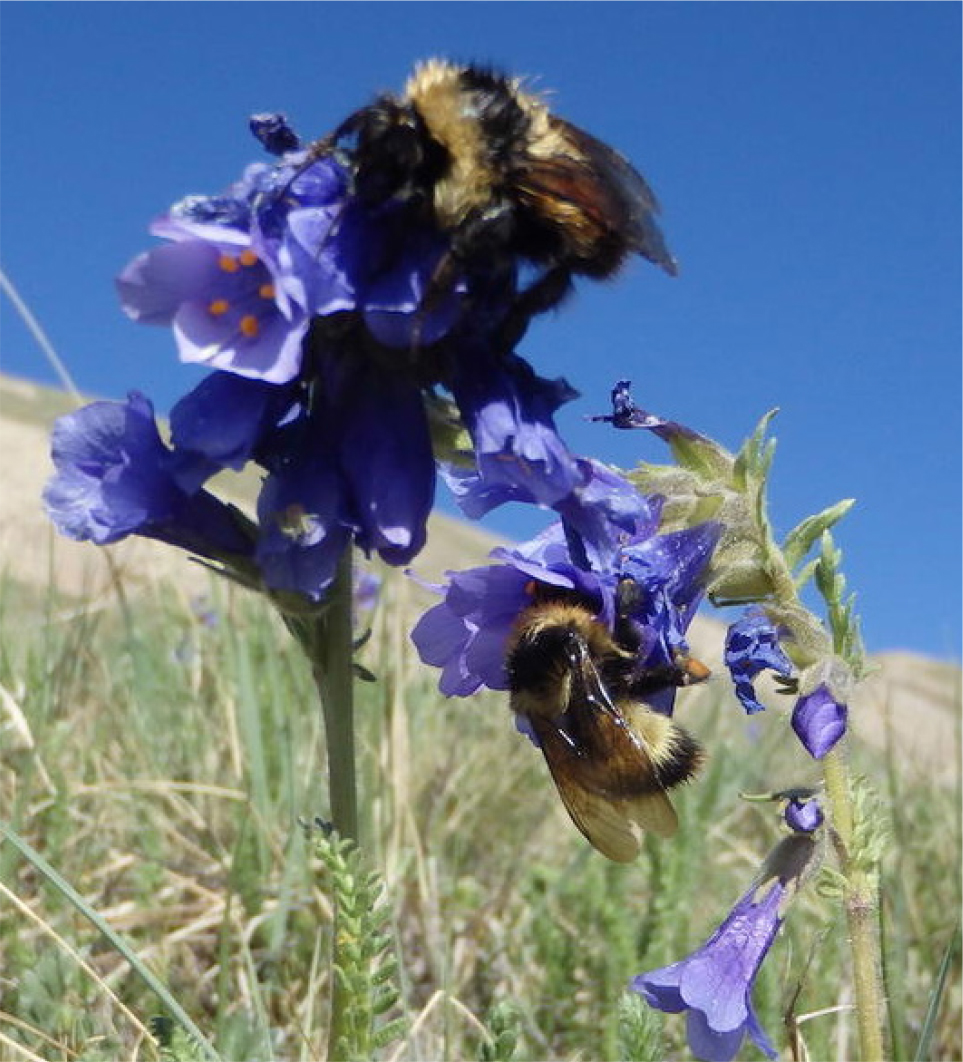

[631,834,818,1062]
[43,393,254,566]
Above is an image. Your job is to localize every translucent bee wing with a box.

[547,118,679,277]
[529,712,679,862]
[525,638,680,861]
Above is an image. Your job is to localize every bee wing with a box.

[527,636,678,862]
[555,119,678,276]
[517,118,677,276]
[529,711,679,862]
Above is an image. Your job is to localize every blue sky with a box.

[2,4,959,659]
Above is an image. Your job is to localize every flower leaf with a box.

[783,499,855,572]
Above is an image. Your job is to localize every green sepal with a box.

[666,429,734,481]
[783,498,856,572]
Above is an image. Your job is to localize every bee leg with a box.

[515,266,575,319]
[489,265,574,354]
[409,250,464,358]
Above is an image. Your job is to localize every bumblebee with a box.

[304,59,677,333]
[505,584,706,862]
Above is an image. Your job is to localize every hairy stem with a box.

[822,746,886,1061]
[765,533,887,1060]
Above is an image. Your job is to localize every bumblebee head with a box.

[338,98,449,207]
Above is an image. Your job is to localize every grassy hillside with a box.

[1,373,960,1061]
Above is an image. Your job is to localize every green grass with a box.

[1,562,960,1061]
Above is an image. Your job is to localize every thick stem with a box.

[284,550,359,1062]
[311,548,359,843]
[822,745,887,1061]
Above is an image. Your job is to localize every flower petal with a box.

[791,685,847,759]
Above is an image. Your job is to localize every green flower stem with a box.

[283,548,359,842]
[767,541,887,1061]
[281,550,359,1059]
[313,549,359,842]
[822,743,886,1061]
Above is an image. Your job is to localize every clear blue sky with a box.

[2,4,959,659]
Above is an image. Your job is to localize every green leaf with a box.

[371,1018,409,1051]
[783,499,856,571]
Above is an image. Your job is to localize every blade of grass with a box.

[0,269,83,403]
[913,925,960,1062]
[0,819,221,1062]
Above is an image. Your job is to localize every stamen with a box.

[218,253,240,273]
[258,283,276,300]
[208,299,230,317]
[277,503,319,541]
[239,249,259,267]
[239,315,260,338]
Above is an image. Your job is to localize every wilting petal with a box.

[724,607,795,714]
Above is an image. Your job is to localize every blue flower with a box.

[116,168,326,384]
[248,343,435,599]
[104,109,611,600]
[445,350,583,513]
[254,442,353,601]
[117,137,481,385]
[591,379,701,443]
[412,485,719,705]
[631,834,818,1062]
[632,881,781,1061]
[791,685,847,759]
[43,393,253,563]
[724,607,795,714]
[784,794,824,833]
[167,371,298,491]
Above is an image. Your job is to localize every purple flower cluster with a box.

[45,113,591,601]
[116,144,474,379]
[412,476,720,708]
[41,76,855,1062]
